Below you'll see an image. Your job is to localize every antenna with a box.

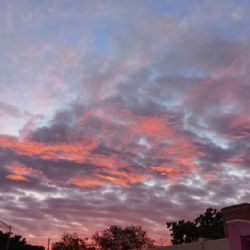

[0,220,11,250]
[47,238,51,250]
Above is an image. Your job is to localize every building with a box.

[148,203,250,250]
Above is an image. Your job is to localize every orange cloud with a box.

[0,136,130,170]
[0,136,97,163]
[68,176,103,188]
[99,175,128,187]
[150,166,189,180]
[99,169,151,187]
[6,175,30,182]
[69,169,151,188]
[177,158,197,170]
[132,117,172,137]
[7,164,34,175]
[150,166,183,174]
[87,153,129,169]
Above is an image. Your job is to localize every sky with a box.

[0,0,250,247]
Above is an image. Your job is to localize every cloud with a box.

[6,174,30,182]
[0,0,250,247]
[0,101,21,118]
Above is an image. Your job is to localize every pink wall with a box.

[227,220,250,250]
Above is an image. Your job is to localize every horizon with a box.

[0,0,250,247]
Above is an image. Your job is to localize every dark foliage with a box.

[166,208,225,245]
[52,233,95,250]
[194,208,225,239]
[166,220,198,245]
[92,225,155,250]
[0,231,45,250]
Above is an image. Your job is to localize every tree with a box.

[194,208,224,240]
[0,231,45,250]
[166,220,198,245]
[52,233,95,250]
[92,225,155,250]
[166,208,225,245]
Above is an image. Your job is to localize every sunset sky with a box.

[0,0,250,247]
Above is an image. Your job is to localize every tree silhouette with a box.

[166,220,198,245]
[92,225,155,250]
[194,208,224,240]
[0,231,45,250]
[52,233,95,250]
[166,208,225,245]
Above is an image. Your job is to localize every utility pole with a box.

[47,238,50,250]
[0,220,11,250]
